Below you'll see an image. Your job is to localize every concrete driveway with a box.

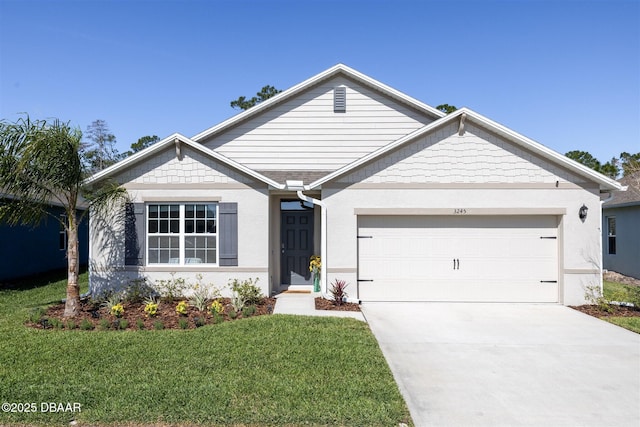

[361,303,640,427]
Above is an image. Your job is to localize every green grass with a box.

[602,281,640,334]
[605,317,640,334]
[603,280,636,302]
[0,271,412,426]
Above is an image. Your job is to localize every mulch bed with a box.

[571,304,640,318]
[315,297,361,312]
[30,297,277,330]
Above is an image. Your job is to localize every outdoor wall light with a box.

[579,204,588,222]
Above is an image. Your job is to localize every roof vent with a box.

[334,86,346,113]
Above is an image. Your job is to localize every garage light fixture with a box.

[579,204,588,222]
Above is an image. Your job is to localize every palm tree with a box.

[0,116,126,317]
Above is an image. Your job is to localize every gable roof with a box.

[84,133,282,188]
[308,108,624,192]
[85,65,624,194]
[190,64,445,143]
[604,172,640,208]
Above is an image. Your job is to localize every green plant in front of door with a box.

[309,255,321,292]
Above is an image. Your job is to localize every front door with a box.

[280,205,314,285]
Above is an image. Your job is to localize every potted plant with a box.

[309,255,321,292]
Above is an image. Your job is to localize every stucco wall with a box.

[89,146,270,298]
[321,123,602,305]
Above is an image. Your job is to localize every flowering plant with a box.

[110,303,124,318]
[144,302,158,317]
[209,299,224,316]
[175,301,189,315]
[309,255,321,276]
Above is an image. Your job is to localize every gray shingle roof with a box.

[604,172,640,207]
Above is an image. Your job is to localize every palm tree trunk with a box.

[63,212,81,317]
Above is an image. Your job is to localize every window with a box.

[607,216,616,255]
[59,214,67,251]
[147,203,217,265]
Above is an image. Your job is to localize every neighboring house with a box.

[602,173,640,279]
[0,197,89,282]
[86,64,622,305]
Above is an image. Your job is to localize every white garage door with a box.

[357,215,558,302]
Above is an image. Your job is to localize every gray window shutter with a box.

[124,203,145,266]
[334,86,346,112]
[219,202,238,266]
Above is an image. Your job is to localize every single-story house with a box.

[0,196,89,283]
[86,64,622,305]
[602,172,640,279]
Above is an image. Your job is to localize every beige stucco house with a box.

[87,64,622,305]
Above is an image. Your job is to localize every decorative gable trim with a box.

[84,133,284,189]
[308,108,623,192]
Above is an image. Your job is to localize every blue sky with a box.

[1,0,638,163]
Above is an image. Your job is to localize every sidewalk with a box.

[273,292,365,321]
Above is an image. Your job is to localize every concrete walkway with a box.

[362,302,640,427]
[273,292,365,321]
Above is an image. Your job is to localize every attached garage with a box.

[357,215,559,302]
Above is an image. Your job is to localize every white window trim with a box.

[146,203,219,266]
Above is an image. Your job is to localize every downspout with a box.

[295,190,328,295]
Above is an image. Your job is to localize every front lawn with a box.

[601,280,640,333]
[0,271,412,426]
[606,316,640,334]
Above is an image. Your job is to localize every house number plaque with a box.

[453,208,468,214]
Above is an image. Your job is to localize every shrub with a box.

[229,278,263,305]
[155,273,187,301]
[228,310,237,319]
[330,279,349,306]
[189,289,209,313]
[584,283,614,313]
[123,278,155,303]
[153,321,164,330]
[212,313,223,324]
[99,319,111,330]
[230,293,245,313]
[179,318,189,329]
[136,318,145,330]
[242,305,256,318]
[50,318,64,329]
[118,319,129,330]
[628,286,640,311]
[209,299,224,316]
[27,307,46,324]
[80,319,94,330]
[176,301,189,315]
[65,319,77,330]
